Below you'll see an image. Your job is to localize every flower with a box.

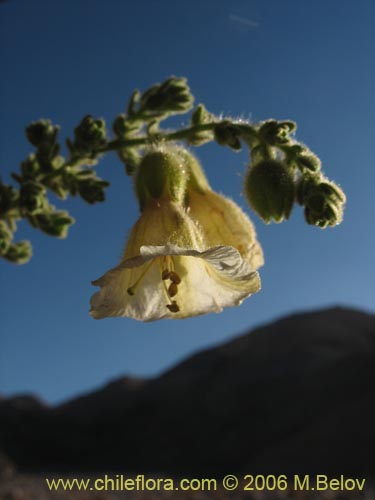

[90,146,263,322]
[90,199,260,321]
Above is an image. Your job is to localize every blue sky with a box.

[1,0,374,404]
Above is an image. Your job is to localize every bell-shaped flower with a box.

[90,147,262,322]
[90,199,260,321]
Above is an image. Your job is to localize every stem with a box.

[96,122,218,153]
[45,122,221,179]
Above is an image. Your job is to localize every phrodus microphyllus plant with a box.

[0,77,346,320]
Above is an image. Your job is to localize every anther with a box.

[168,283,178,297]
[127,287,135,296]
[169,271,181,284]
[166,301,180,313]
[162,269,170,280]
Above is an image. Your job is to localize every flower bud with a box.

[135,148,188,210]
[244,160,295,223]
[139,77,194,117]
[258,120,295,146]
[72,115,107,155]
[301,179,345,228]
[26,120,58,148]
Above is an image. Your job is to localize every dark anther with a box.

[168,283,178,297]
[169,271,181,284]
[166,301,180,313]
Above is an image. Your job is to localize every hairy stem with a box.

[98,122,219,152]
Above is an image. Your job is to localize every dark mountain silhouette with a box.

[0,306,374,476]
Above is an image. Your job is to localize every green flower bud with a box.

[26,120,58,148]
[19,181,47,214]
[214,121,241,151]
[25,120,60,172]
[3,240,32,265]
[72,115,107,155]
[300,178,345,228]
[245,160,296,223]
[258,120,295,146]
[135,148,188,210]
[139,77,194,117]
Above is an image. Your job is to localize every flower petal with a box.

[187,190,264,270]
[90,244,260,322]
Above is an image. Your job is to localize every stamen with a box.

[168,283,178,297]
[169,271,181,284]
[161,258,181,314]
[166,301,180,313]
[161,269,170,280]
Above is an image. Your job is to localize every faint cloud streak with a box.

[229,13,259,29]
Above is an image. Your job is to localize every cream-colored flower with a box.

[90,200,260,322]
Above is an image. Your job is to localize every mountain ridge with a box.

[0,306,374,475]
